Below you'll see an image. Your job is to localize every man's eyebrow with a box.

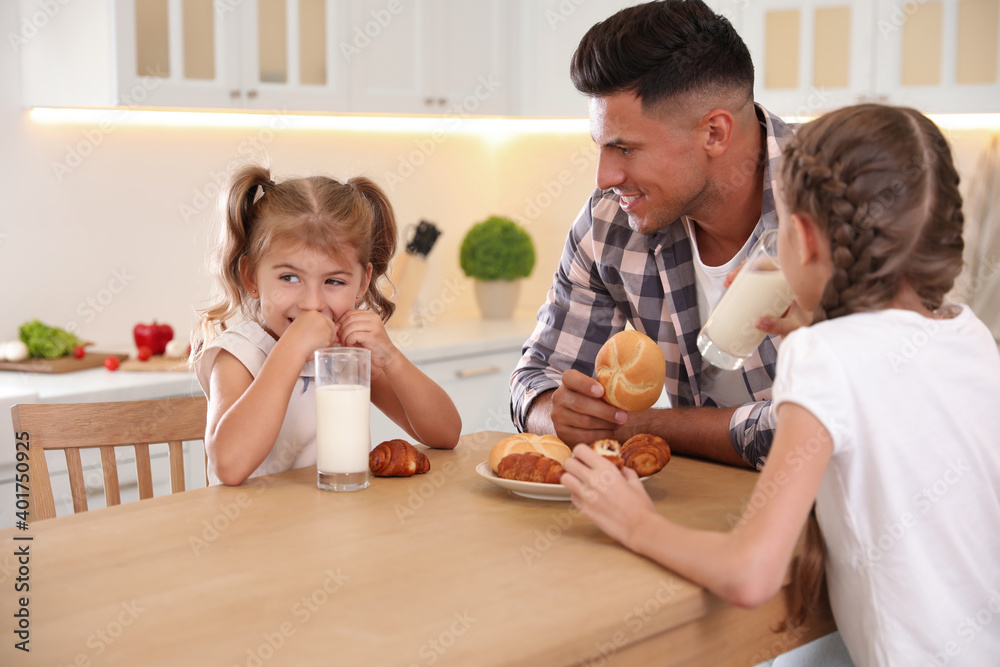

[592,135,631,148]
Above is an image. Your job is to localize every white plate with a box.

[475,461,654,502]
[475,461,573,501]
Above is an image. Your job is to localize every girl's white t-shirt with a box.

[195,320,317,485]
[772,305,1000,666]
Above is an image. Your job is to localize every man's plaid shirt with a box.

[510,106,795,469]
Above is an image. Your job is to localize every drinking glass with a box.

[697,229,794,370]
[315,347,371,491]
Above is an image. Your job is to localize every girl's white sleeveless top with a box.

[195,320,316,485]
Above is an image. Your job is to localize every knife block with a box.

[387,252,428,328]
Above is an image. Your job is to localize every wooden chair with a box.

[11,396,207,521]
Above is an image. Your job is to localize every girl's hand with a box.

[337,310,399,369]
[561,444,656,548]
[279,310,339,363]
[725,262,812,338]
[757,300,812,338]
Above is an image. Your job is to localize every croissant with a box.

[621,434,671,476]
[369,439,430,477]
[497,452,565,484]
[590,439,625,469]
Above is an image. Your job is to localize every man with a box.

[510,0,795,469]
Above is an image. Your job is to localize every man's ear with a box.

[700,109,735,158]
[791,213,822,265]
[239,256,257,295]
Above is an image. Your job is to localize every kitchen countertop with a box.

[387,317,536,363]
[0,318,539,402]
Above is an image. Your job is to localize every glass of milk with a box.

[315,347,371,491]
[697,229,794,371]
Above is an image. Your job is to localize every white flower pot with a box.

[474,280,520,320]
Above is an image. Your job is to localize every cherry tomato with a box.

[72,346,86,359]
[103,356,120,371]
[137,345,153,361]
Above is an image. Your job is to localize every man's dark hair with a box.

[570,0,754,108]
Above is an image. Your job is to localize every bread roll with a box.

[497,452,565,484]
[489,433,572,473]
[594,330,666,412]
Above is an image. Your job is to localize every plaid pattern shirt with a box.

[510,106,795,469]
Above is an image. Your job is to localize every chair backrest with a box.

[11,396,207,521]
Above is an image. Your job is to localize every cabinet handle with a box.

[455,365,501,378]
[230,89,242,98]
[247,90,258,99]
[424,97,434,105]
[437,97,447,106]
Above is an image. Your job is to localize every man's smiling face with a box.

[590,91,711,235]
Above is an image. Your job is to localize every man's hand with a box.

[549,369,628,446]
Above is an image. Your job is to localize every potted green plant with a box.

[459,216,536,319]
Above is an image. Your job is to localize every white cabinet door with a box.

[741,0,877,117]
[428,0,511,116]
[114,0,242,108]
[114,0,351,111]
[349,0,511,115]
[238,0,351,111]
[874,0,1000,113]
[514,0,621,118]
[348,0,432,113]
[514,0,743,118]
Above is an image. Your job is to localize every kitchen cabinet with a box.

[514,0,742,118]
[742,0,1000,116]
[20,0,508,115]
[370,347,524,444]
[370,319,534,444]
[741,0,877,116]
[348,0,512,115]
[19,0,1000,116]
[874,0,1000,113]
[21,0,350,110]
[118,0,352,111]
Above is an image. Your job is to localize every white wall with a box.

[1,3,996,354]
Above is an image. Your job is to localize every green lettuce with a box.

[19,320,83,359]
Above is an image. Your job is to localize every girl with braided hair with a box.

[562,104,1000,665]
[193,164,460,486]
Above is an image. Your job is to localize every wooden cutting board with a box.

[0,352,128,374]
[119,355,191,372]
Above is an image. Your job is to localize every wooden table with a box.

[0,431,834,666]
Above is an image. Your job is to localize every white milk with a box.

[701,268,795,359]
[315,384,371,473]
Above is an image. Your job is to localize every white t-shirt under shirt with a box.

[772,305,1000,666]
[194,320,318,485]
[683,217,755,408]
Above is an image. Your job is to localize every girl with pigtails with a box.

[193,165,460,487]
[562,105,1000,666]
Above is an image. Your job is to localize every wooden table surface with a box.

[0,431,833,666]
